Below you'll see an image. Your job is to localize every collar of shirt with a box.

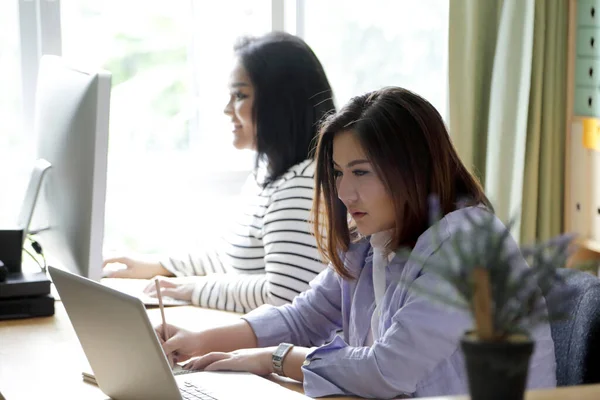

[369,229,395,308]
[370,230,395,263]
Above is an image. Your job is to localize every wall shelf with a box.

[578,237,600,253]
[565,1,600,266]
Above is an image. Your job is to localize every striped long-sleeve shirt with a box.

[160,159,327,313]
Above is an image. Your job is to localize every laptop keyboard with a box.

[180,381,218,400]
[174,368,196,376]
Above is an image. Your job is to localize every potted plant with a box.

[397,197,575,400]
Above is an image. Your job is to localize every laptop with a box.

[48,266,308,400]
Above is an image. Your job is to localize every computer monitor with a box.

[28,55,111,281]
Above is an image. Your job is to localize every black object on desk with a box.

[0,229,54,319]
[0,293,54,320]
[0,229,23,273]
[0,271,52,299]
[0,260,7,282]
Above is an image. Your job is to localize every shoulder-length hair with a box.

[312,87,492,279]
[234,32,336,186]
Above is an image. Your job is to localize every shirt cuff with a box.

[301,335,350,398]
[242,305,292,348]
[303,335,347,366]
[302,334,410,399]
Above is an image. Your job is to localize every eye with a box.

[352,169,369,177]
[234,91,248,100]
[333,169,342,178]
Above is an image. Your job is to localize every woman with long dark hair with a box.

[103,32,335,312]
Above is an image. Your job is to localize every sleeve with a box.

[159,245,225,277]
[242,266,344,349]
[299,244,473,399]
[160,241,271,313]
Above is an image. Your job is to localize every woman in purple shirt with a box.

[159,87,557,398]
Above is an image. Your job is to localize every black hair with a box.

[234,31,336,187]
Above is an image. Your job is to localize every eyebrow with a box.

[231,82,250,88]
[332,159,370,168]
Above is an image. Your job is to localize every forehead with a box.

[332,130,367,163]
[228,58,252,86]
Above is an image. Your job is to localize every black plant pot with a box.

[460,333,534,400]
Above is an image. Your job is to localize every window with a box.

[0,0,28,227]
[302,0,449,118]
[8,1,448,257]
[60,0,271,254]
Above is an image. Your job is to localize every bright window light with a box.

[0,0,29,228]
[60,0,271,255]
[303,0,449,119]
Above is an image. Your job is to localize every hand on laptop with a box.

[182,348,275,376]
[144,277,195,301]
[158,320,259,367]
[102,256,173,279]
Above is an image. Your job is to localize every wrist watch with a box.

[272,343,294,376]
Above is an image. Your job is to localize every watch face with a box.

[273,343,292,364]
[275,344,290,357]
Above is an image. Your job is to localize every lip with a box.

[350,211,367,219]
[232,124,242,132]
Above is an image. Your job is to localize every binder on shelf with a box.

[570,120,591,238]
[583,118,600,151]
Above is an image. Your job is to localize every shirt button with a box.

[303,359,311,366]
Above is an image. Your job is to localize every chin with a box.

[355,221,393,237]
[232,138,251,150]
[355,224,376,237]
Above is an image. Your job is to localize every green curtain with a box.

[448,0,504,182]
[449,0,568,244]
[521,0,568,244]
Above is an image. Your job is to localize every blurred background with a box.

[0,0,448,256]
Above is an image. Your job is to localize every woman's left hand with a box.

[183,347,275,376]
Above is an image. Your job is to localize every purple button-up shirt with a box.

[243,207,557,398]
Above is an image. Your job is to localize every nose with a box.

[223,96,233,116]
[336,174,358,205]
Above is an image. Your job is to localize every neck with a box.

[370,229,394,252]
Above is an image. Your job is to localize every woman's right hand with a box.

[155,320,259,364]
[156,323,205,363]
[102,256,172,279]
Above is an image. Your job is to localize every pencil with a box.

[155,278,172,365]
